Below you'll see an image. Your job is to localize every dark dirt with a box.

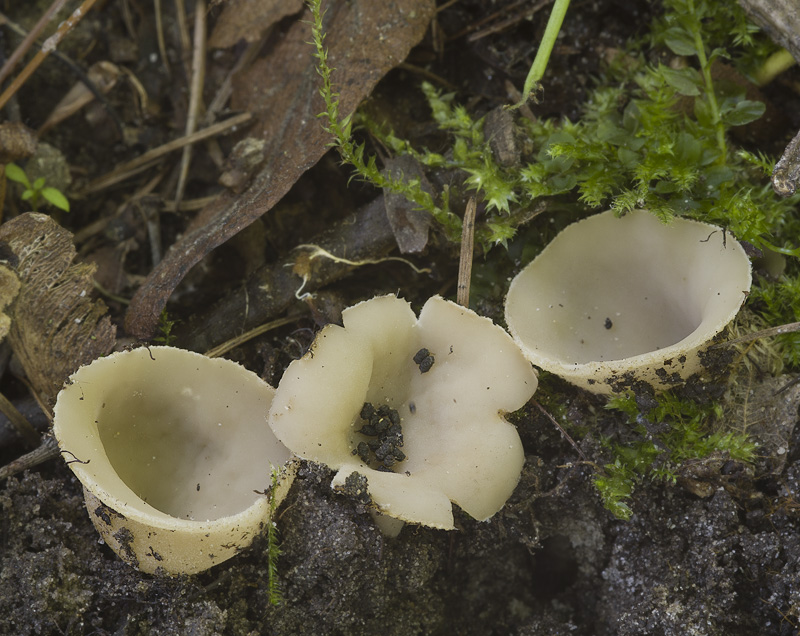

[3,0,800,634]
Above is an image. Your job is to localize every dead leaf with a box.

[382,155,433,253]
[0,213,116,405]
[208,0,305,49]
[125,0,436,338]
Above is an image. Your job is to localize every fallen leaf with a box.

[382,155,433,253]
[0,213,116,405]
[208,0,305,49]
[125,0,435,338]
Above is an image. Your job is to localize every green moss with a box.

[595,391,757,519]
[311,0,800,261]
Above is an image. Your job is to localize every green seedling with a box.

[4,162,69,212]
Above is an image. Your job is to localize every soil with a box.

[2,0,800,634]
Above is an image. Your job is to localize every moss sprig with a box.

[266,466,283,606]
[308,0,461,241]
[595,391,757,519]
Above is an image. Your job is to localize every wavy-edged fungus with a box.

[267,295,537,531]
[505,209,752,394]
[53,346,295,575]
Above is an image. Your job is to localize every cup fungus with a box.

[53,346,295,575]
[267,295,538,532]
[505,209,752,394]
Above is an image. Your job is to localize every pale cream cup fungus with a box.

[53,346,295,575]
[505,209,752,394]
[267,295,538,532]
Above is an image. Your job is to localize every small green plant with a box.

[4,162,69,212]
[594,391,757,519]
[311,0,800,258]
[266,466,283,606]
[152,309,178,346]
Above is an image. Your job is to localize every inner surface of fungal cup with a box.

[505,209,752,393]
[267,295,538,531]
[53,346,295,575]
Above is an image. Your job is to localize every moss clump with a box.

[594,390,757,519]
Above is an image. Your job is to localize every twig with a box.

[153,0,171,77]
[456,197,476,307]
[204,314,304,358]
[0,436,59,481]
[0,0,102,112]
[175,0,207,207]
[0,391,39,447]
[711,321,800,349]
[0,0,69,86]
[174,0,192,60]
[532,399,587,461]
[0,11,126,135]
[82,112,252,193]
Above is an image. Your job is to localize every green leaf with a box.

[41,187,70,212]
[659,65,701,96]
[4,163,30,188]
[723,100,765,126]
[20,190,33,201]
[662,26,697,56]
[32,177,45,191]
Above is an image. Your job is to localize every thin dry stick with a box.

[0,436,59,481]
[82,112,251,193]
[0,391,39,447]
[0,0,69,85]
[205,35,266,124]
[174,0,192,80]
[456,197,476,307]
[0,0,101,112]
[204,314,303,358]
[153,0,171,77]
[162,194,218,212]
[712,321,800,349]
[532,399,588,461]
[175,0,207,206]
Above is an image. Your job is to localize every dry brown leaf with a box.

[382,155,433,254]
[0,213,116,405]
[208,0,305,49]
[125,0,435,338]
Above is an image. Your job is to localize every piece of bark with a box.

[738,0,800,196]
[182,196,394,353]
[772,128,800,197]
[738,0,800,61]
[125,0,435,339]
[0,122,37,164]
[0,265,20,342]
[0,213,116,406]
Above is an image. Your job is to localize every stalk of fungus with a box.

[505,209,752,394]
[53,346,295,575]
[267,295,538,533]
